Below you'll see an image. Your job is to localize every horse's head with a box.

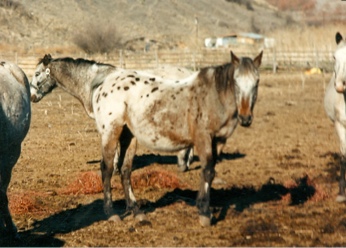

[30,54,57,102]
[334,32,346,93]
[231,51,262,127]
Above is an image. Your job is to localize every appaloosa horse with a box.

[30,51,262,226]
[0,61,31,236]
[324,32,346,202]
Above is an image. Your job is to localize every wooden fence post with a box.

[155,48,159,68]
[119,50,124,68]
[272,47,277,74]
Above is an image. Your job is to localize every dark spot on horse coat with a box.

[144,81,149,85]
[102,92,108,97]
[109,112,112,115]
[149,77,156,81]
[117,86,121,90]
[130,81,136,85]
[135,77,140,81]
[175,81,180,83]
[115,76,120,80]
[102,124,105,129]
[96,94,100,103]
[151,87,159,93]
[146,94,149,97]
[124,86,129,91]
[127,75,135,78]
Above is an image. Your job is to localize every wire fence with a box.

[0,47,334,77]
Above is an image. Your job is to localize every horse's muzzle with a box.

[335,81,346,93]
[239,115,252,127]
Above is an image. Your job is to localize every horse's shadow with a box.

[7,175,314,246]
[131,151,246,171]
[140,175,315,223]
[0,232,65,247]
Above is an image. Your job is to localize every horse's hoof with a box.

[108,215,122,223]
[336,195,346,203]
[135,213,147,222]
[199,215,211,227]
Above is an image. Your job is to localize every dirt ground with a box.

[2,71,346,246]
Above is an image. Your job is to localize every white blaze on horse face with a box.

[234,70,258,126]
[334,46,346,93]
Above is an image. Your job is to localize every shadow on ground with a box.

[2,174,315,246]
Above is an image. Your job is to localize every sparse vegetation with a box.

[266,0,316,12]
[0,0,21,9]
[72,21,123,54]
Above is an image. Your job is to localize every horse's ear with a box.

[336,32,343,45]
[42,54,52,66]
[253,51,263,68]
[230,51,239,66]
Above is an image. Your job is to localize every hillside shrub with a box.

[73,21,123,54]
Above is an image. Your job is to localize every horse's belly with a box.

[136,134,190,152]
[129,123,192,152]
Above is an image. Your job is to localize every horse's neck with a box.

[51,63,99,118]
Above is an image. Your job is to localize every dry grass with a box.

[266,23,346,51]
[8,191,52,215]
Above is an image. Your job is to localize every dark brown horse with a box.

[30,51,262,226]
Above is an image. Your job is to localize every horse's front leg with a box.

[194,135,216,227]
[335,121,346,202]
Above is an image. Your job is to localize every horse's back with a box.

[93,69,197,151]
[146,65,193,79]
[0,61,31,148]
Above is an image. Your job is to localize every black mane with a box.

[38,56,115,68]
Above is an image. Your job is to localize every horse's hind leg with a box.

[100,126,124,221]
[338,157,346,202]
[117,127,144,220]
[177,148,194,172]
[0,145,21,236]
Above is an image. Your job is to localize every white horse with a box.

[324,32,346,202]
[0,61,31,237]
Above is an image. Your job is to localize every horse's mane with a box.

[198,62,234,93]
[38,56,115,68]
[237,57,257,74]
[198,57,257,93]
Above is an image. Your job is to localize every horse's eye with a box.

[35,72,40,77]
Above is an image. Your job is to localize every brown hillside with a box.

[0,0,292,53]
